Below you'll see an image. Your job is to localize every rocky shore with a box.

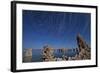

[23,34,91,62]
[42,34,91,61]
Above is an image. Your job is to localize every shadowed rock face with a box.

[76,34,91,60]
[42,45,55,61]
[77,34,87,51]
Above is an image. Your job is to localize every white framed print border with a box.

[11,1,98,72]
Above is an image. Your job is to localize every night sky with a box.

[23,10,91,49]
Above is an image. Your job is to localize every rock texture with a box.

[42,34,91,62]
[42,45,55,61]
[23,48,32,62]
[23,34,91,62]
[75,34,91,60]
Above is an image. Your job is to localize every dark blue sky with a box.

[23,10,91,49]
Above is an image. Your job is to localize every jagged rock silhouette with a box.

[23,34,91,62]
[42,45,55,61]
[75,34,91,60]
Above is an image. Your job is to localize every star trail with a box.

[23,10,91,49]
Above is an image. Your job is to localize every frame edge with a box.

[10,1,98,72]
[11,1,17,72]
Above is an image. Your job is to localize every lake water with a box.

[32,49,78,62]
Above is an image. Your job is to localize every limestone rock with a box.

[76,34,91,60]
[42,45,55,61]
[23,48,32,62]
